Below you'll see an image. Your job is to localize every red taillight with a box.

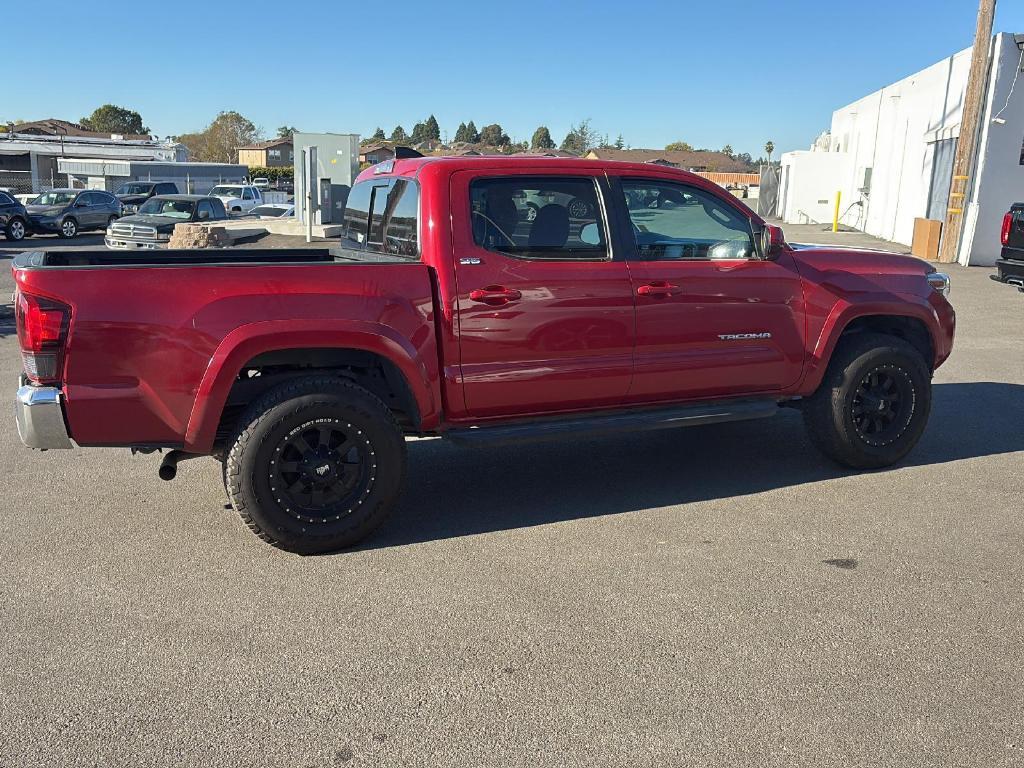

[14,291,70,384]
[1001,212,1013,246]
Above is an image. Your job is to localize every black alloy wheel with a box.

[269,419,375,523]
[850,365,915,447]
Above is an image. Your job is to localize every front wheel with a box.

[5,217,26,241]
[223,376,406,553]
[58,218,78,238]
[803,333,931,469]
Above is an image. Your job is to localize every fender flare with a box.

[184,318,440,453]
[800,298,941,394]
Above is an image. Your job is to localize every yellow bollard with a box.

[832,190,842,232]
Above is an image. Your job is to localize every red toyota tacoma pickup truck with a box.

[13,157,955,553]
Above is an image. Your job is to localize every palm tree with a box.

[764,140,775,166]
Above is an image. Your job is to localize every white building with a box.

[779,32,1024,266]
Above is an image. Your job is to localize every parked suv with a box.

[27,189,122,238]
[208,184,263,214]
[0,190,29,241]
[106,195,228,249]
[114,181,179,215]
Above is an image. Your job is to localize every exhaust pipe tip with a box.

[158,449,194,481]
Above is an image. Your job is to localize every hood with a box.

[210,193,242,202]
[113,214,183,232]
[788,244,935,296]
[27,204,66,217]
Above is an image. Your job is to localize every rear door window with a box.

[469,176,608,260]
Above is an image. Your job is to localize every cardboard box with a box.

[912,218,942,260]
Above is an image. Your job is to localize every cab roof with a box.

[357,155,721,185]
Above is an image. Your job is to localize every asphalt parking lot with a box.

[1,245,1023,767]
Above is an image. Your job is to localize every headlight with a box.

[156,233,171,241]
[927,272,951,298]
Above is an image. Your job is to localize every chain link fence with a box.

[0,169,64,199]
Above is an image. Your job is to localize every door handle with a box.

[637,281,681,297]
[469,286,522,305]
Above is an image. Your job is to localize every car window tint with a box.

[0,192,14,205]
[621,180,754,260]
[470,176,607,261]
[341,178,419,261]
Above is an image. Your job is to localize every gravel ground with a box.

[1,248,1022,767]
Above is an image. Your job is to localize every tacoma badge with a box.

[719,332,773,340]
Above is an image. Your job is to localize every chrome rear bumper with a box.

[15,385,73,449]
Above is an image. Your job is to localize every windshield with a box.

[116,183,153,196]
[251,205,288,217]
[209,186,243,197]
[32,191,77,206]
[138,198,195,218]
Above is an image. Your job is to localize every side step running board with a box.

[445,400,780,446]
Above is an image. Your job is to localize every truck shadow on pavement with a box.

[366,382,1024,549]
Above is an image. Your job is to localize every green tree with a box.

[614,133,625,150]
[424,114,441,142]
[665,141,693,152]
[410,122,427,144]
[370,127,386,141]
[560,119,598,155]
[276,125,299,138]
[722,144,734,157]
[453,122,469,143]
[175,111,261,163]
[80,104,148,135]
[736,152,753,165]
[530,125,555,150]
[764,140,775,164]
[465,120,479,143]
[390,125,408,143]
[479,123,510,147]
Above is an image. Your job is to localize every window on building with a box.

[469,176,607,260]
[268,149,281,159]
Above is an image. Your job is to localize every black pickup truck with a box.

[993,203,1024,292]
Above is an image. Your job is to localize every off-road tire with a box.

[224,376,406,553]
[5,217,26,241]
[803,332,931,469]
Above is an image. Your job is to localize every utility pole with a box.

[938,0,996,263]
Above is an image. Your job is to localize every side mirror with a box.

[758,223,786,260]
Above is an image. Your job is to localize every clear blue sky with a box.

[6,1,1024,157]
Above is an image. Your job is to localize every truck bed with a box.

[15,248,335,268]
[13,249,439,450]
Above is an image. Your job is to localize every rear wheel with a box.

[803,333,931,469]
[223,376,406,553]
[4,217,26,241]
[58,218,77,238]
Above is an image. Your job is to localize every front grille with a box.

[110,222,157,239]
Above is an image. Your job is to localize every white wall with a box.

[779,150,851,225]
[826,46,972,246]
[958,33,1024,266]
